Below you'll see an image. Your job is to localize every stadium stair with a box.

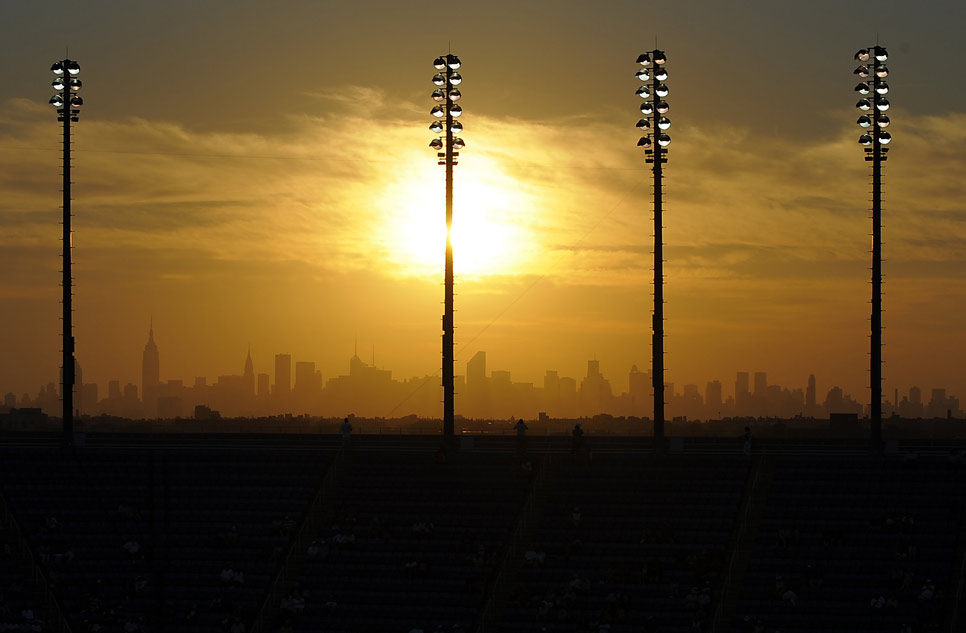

[0,479,71,632]
[712,454,774,632]
[251,448,345,633]
[475,453,554,633]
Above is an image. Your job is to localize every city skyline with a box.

[1,2,965,414]
[4,321,960,422]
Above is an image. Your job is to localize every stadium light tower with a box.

[635,50,670,448]
[49,59,83,447]
[854,45,891,448]
[428,53,464,446]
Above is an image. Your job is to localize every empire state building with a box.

[141,322,160,417]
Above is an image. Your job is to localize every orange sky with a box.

[1,1,964,409]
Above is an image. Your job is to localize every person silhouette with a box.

[514,418,528,456]
[341,417,353,447]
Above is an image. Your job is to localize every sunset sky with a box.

[1,0,964,412]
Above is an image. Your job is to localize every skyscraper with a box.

[243,347,255,397]
[735,372,750,417]
[806,374,817,416]
[274,353,291,399]
[753,372,768,397]
[141,322,160,418]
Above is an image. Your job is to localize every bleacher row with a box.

[0,441,962,633]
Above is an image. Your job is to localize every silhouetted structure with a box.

[49,58,83,445]
[428,53,464,446]
[635,50,670,447]
[854,45,892,448]
[141,322,160,418]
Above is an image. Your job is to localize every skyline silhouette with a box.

[1,3,965,417]
[3,322,961,422]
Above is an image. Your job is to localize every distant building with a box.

[274,354,291,399]
[141,322,160,418]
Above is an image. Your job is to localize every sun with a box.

[378,157,531,279]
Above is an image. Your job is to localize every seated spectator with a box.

[123,540,142,562]
[524,550,546,566]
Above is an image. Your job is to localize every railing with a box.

[0,483,72,632]
[475,452,551,633]
[250,447,344,633]
[712,455,763,633]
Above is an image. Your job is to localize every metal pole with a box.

[651,62,665,448]
[61,61,74,447]
[870,59,883,448]
[442,62,455,444]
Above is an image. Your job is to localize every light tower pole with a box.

[854,46,891,448]
[49,59,83,447]
[635,50,670,448]
[428,54,464,447]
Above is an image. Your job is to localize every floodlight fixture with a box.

[853,44,891,449]
[633,49,671,448]
[427,52,466,448]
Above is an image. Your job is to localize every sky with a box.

[1,0,964,411]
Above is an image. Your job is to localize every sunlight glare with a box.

[379,159,530,279]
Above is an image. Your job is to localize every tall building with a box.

[294,361,322,396]
[735,372,751,417]
[274,353,291,398]
[753,372,768,397]
[465,351,488,418]
[629,365,651,416]
[141,322,160,418]
[806,374,817,416]
[243,348,255,397]
[705,380,723,416]
[467,352,486,389]
[735,372,750,399]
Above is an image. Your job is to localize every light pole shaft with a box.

[871,64,883,446]
[651,70,665,445]
[442,64,455,441]
[61,63,74,446]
